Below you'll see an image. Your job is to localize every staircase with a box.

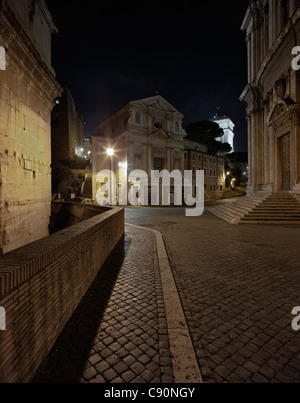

[208,193,270,224]
[208,192,300,225]
[240,193,300,224]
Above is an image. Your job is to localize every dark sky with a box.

[47,0,250,152]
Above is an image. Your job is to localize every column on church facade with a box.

[270,0,278,44]
[269,126,275,189]
[263,4,270,56]
[143,144,148,173]
[247,114,254,192]
[292,105,300,186]
[251,2,262,80]
[263,130,270,188]
[247,33,252,84]
[263,102,270,188]
[147,142,152,175]
[167,147,171,172]
[252,110,264,191]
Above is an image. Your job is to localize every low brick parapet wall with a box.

[0,206,124,383]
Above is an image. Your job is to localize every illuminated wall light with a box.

[107,148,114,157]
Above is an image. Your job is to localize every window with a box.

[220,185,223,192]
[204,168,207,176]
[154,121,163,130]
[184,153,187,160]
[213,158,216,164]
[209,169,212,177]
[210,158,212,164]
[135,112,141,125]
[210,185,213,192]
[203,156,207,163]
[192,154,195,161]
[198,155,202,162]
[154,158,164,171]
[213,185,216,192]
[213,170,216,177]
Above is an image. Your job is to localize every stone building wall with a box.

[0,206,124,382]
[51,83,85,163]
[0,0,61,254]
[240,0,300,194]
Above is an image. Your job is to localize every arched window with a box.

[135,112,141,125]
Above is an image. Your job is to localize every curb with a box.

[126,224,203,384]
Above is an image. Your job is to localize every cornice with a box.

[256,8,300,84]
[0,5,62,105]
[36,0,58,34]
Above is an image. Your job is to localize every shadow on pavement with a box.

[33,233,132,383]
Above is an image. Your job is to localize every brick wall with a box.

[0,206,124,383]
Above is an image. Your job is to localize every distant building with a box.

[90,95,225,204]
[51,83,85,163]
[240,0,300,194]
[211,108,235,153]
[0,0,61,254]
[183,140,226,200]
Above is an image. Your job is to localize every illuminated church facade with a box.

[240,0,300,194]
[90,95,226,204]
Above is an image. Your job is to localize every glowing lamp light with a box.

[107,148,114,157]
[119,162,128,169]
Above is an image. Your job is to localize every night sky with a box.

[47,0,250,152]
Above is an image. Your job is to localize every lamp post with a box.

[107,148,114,205]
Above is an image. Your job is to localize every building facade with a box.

[240,0,300,194]
[0,0,61,253]
[90,95,225,204]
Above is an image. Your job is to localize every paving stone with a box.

[124,209,300,383]
[33,226,175,384]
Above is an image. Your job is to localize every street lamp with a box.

[106,148,114,205]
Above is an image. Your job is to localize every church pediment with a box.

[131,95,184,117]
[149,130,170,141]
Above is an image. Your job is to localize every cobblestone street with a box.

[34,207,300,383]
[34,225,174,383]
[125,207,300,383]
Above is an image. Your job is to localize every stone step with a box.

[244,214,300,219]
[240,220,300,225]
[256,203,300,207]
[208,192,300,225]
[252,209,300,213]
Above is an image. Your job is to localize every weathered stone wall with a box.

[51,84,85,163]
[0,0,62,254]
[0,206,124,383]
